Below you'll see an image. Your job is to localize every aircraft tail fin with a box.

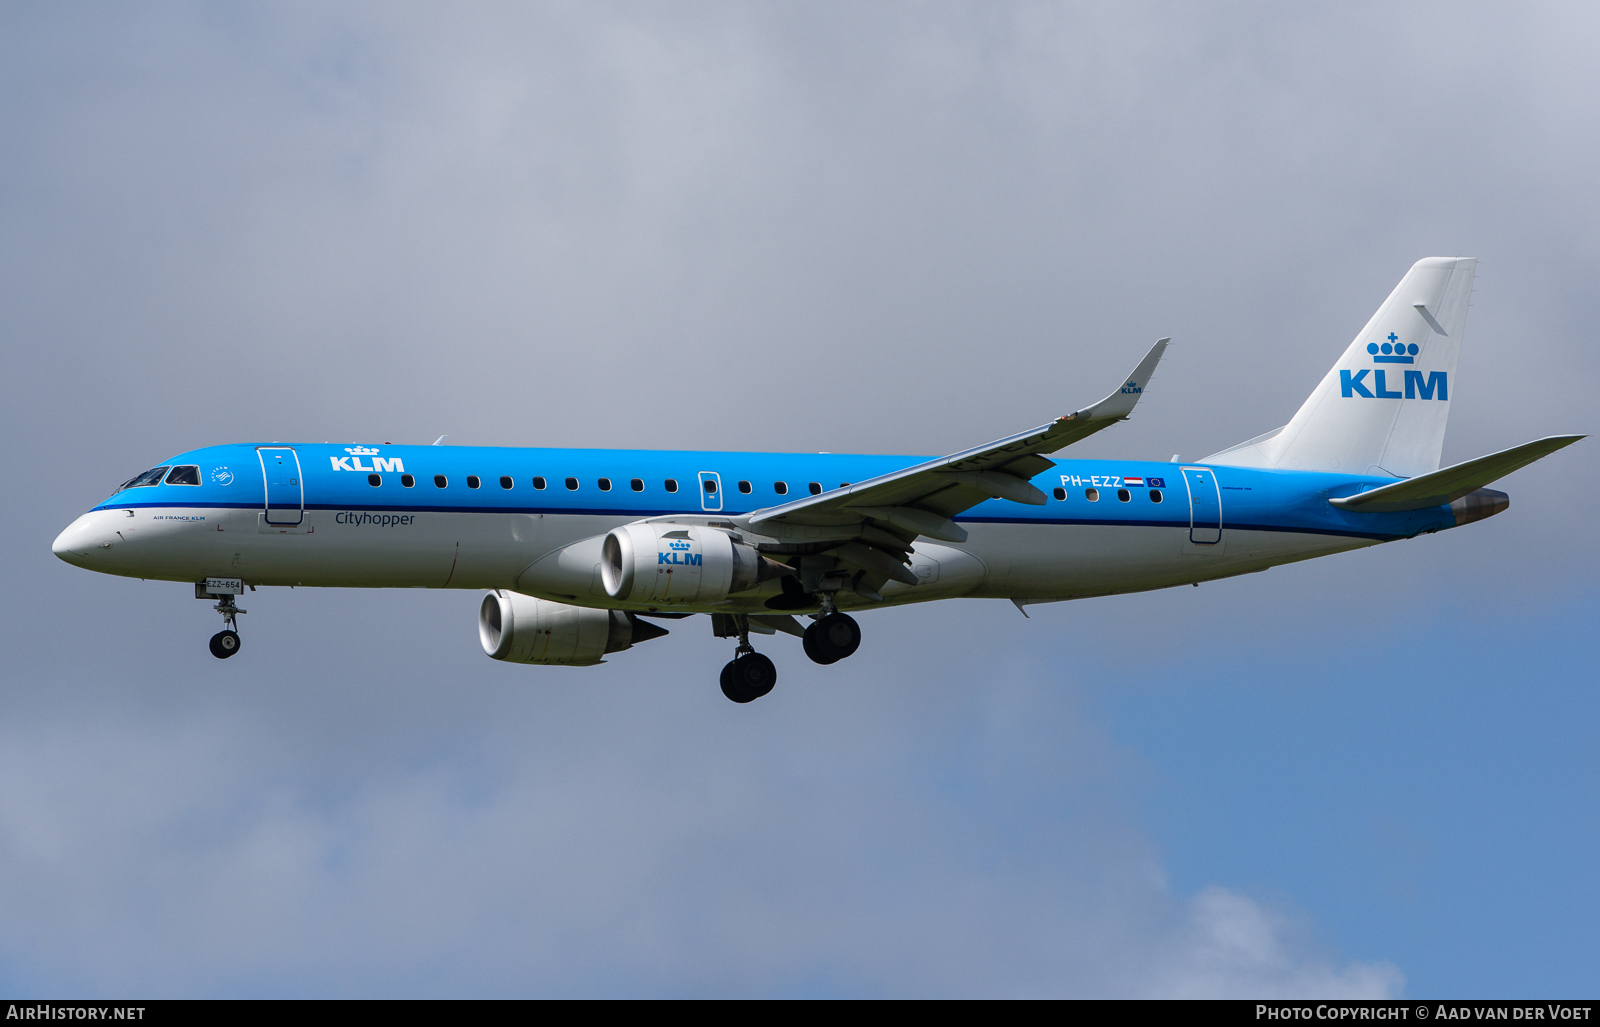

[1206,257,1477,477]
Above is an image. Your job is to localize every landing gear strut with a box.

[719,615,777,703]
[209,593,245,660]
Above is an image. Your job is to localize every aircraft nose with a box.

[52,513,106,567]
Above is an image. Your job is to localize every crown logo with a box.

[1368,333,1417,364]
[345,446,381,455]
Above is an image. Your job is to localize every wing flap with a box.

[848,506,968,543]
[749,614,807,638]
[1329,434,1584,512]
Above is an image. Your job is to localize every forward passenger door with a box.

[259,447,304,526]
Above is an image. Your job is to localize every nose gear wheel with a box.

[209,630,241,659]
[208,592,246,660]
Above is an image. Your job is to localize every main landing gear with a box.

[802,591,861,666]
[720,616,777,703]
[803,612,861,665]
[721,652,777,703]
[716,600,865,703]
[209,593,245,660]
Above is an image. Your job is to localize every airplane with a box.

[52,257,1583,702]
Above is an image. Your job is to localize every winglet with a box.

[1073,338,1168,422]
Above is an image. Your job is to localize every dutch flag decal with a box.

[1124,476,1145,487]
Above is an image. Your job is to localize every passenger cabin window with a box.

[565,477,578,491]
[467,475,481,489]
[499,476,513,490]
[809,482,822,495]
[703,479,717,494]
[164,465,200,486]
[630,478,644,492]
[598,478,612,491]
[368,474,381,487]
[434,475,448,488]
[1117,488,1131,502]
[1150,489,1163,503]
[1085,488,1099,501]
[401,474,415,488]
[738,480,752,494]
[117,467,169,492]
[664,479,678,493]
[532,477,546,489]
[774,481,788,495]
[1053,487,1067,501]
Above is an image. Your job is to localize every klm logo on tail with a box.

[1340,369,1447,400]
[1370,332,1416,364]
[1341,333,1446,400]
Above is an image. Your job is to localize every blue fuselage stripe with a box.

[89,442,1454,541]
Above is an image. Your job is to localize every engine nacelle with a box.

[600,523,791,605]
[478,590,668,666]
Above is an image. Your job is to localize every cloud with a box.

[0,628,1399,997]
[1151,888,1402,999]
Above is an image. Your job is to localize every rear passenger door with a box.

[1182,466,1221,545]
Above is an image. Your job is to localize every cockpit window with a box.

[117,467,170,492]
[165,465,200,486]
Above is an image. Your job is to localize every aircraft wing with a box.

[1328,434,1584,513]
[742,340,1168,558]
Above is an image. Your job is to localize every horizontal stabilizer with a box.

[1329,435,1583,512]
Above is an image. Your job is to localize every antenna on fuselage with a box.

[432,435,448,446]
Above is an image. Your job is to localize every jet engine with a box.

[600,523,792,605]
[479,590,668,666]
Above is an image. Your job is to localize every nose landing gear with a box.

[209,630,241,659]
[209,593,245,660]
[718,615,777,703]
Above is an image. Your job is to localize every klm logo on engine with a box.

[660,539,699,564]
[329,446,405,473]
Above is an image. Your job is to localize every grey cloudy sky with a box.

[1,1,1595,996]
